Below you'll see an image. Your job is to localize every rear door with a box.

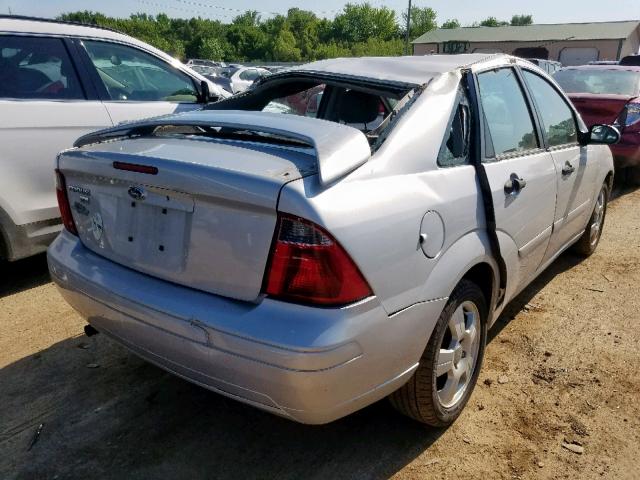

[75,39,203,125]
[0,34,112,226]
[475,67,557,292]
[521,69,598,259]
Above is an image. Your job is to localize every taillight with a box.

[264,214,372,306]
[55,169,77,236]
[619,101,640,127]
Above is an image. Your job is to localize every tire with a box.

[572,182,609,257]
[389,279,487,426]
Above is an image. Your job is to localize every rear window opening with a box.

[208,75,413,147]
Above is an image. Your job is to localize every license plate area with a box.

[71,179,194,274]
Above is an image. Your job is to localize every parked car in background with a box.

[554,65,640,183]
[50,54,618,426]
[186,58,225,68]
[261,65,292,73]
[527,58,562,75]
[223,66,271,93]
[0,15,229,262]
[205,72,234,95]
[187,64,220,79]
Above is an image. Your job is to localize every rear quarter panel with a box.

[279,73,500,315]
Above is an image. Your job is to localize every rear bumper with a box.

[611,131,640,168]
[48,231,446,424]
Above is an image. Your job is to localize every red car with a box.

[554,65,640,183]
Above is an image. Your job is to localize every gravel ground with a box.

[1,185,639,480]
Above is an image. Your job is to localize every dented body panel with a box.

[50,54,614,424]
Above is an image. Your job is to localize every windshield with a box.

[554,69,640,96]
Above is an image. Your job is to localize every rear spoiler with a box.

[74,110,371,187]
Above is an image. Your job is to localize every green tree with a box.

[511,14,533,26]
[402,6,437,40]
[332,3,398,43]
[226,24,268,61]
[57,4,445,63]
[59,10,104,24]
[285,8,320,59]
[270,29,302,61]
[350,37,403,56]
[313,41,351,60]
[232,10,261,27]
[479,16,510,27]
[441,19,460,29]
[198,37,225,60]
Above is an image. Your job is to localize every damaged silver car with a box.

[48,54,618,425]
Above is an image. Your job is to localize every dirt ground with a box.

[1,185,639,480]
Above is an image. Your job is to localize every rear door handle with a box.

[562,162,576,176]
[504,176,527,195]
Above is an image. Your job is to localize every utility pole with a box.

[404,0,412,55]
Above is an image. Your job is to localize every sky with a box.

[1,0,638,25]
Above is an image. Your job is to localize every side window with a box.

[0,35,84,100]
[477,68,539,158]
[82,40,197,102]
[522,70,578,147]
[438,88,470,167]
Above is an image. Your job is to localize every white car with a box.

[226,67,270,93]
[0,15,229,262]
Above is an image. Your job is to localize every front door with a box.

[0,35,113,226]
[520,69,599,260]
[77,39,203,125]
[475,67,558,295]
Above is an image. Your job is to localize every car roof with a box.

[559,65,640,73]
[284,53,506,86]
[0,15,216,87]
[0,15,186,64]
[0,15,138,42]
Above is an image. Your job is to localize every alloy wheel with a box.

[435,301,481,408]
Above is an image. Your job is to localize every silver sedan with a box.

[49,54,618,425]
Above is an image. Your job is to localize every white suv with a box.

[0,15,229,262]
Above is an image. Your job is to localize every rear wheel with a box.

[572,182,608,257]
[389,280,487,426]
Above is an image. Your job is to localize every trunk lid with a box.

[568,93,632,127]
[58,135,317,302]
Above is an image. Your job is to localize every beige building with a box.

[412,21,640,65]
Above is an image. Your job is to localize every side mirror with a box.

[199,80,210,104]
[588,124,620,145]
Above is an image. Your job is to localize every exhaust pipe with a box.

[84,324,99,337]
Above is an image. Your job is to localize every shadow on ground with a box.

[0,250,589,480]
[1,184,635,479]
[0,253,50,298]
[1,332,443,480]
[609,175,637,202]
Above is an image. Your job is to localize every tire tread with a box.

[389,279,487,426]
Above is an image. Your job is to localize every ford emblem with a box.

[128,186,146,201]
